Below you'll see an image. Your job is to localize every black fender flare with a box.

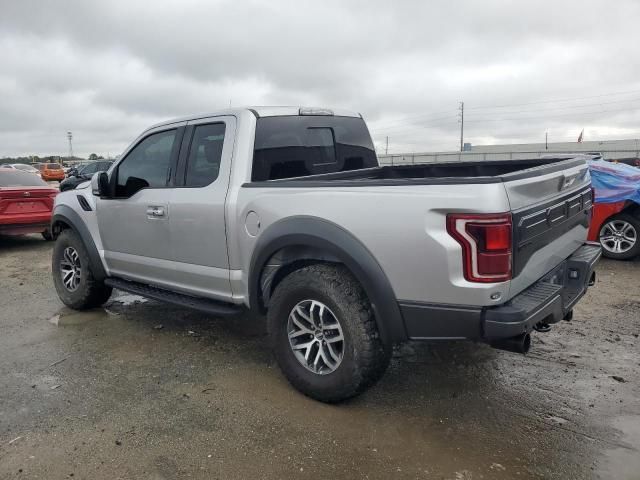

[248,216,407,345]
[51,205,107,281]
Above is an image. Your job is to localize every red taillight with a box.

[446,213,513,283]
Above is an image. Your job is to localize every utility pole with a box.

[67,131,73,161]
[459,101,464,152]
[385,136,389,155]
[545,131,548,150]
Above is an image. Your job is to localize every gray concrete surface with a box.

[0,234,639,479]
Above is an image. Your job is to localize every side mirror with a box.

[68,168,78,177]
[92,171,111,197]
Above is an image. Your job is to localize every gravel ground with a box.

[0,234,638,479]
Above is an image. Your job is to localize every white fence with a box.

[377,149,640,165]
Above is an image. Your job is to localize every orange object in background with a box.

[35,163,65,182]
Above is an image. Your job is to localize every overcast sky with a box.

[1,0,640,157]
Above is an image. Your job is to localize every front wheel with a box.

[599,213,640,260]
[267,264,390,402]
[52,229,112,309]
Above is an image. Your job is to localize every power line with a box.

[465,105,640,123]
[373,104,640,137]
[466,88,640,110]
[368,88,640,132]
[372,97,640,134]
[369,114,460,131]
[367,109,459,128]
[465,96,640,116]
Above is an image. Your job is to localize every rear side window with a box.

[0,170,48,187]
[184,123,226,187]
[252,116,377,181]
[116,129,177,197]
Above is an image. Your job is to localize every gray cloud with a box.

[1,0,639,157]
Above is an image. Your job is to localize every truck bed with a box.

[245,156,588,187]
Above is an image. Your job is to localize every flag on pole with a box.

[577,129,584,143]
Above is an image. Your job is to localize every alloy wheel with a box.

[599,220,637,254]
[287,299,345,375]
[60,246,82,292]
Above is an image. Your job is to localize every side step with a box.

[104,277,244,317]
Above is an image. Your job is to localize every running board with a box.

[104,278,243,317]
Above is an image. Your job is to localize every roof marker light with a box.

[299,107,334,116]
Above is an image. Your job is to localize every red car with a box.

[588,200,639,259]
[0,169,58,240]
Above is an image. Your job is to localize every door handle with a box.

[146,206,166,218]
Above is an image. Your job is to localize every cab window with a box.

[115,129,177,197]
[184,123,226,187]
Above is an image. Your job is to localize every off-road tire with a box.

[268,264,391,402]
[52,229,112,309]
[599,213,640,260]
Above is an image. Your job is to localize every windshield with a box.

[46,163,62,170]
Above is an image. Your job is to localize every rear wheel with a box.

[267,264,391,402]
[52,229,112,309]
[599,213,640,260]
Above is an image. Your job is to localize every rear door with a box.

[96,124,185,284]
[504,158,592,297]
[167,115,236,301]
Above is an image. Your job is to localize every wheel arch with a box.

[51,205,107,281]
[248,216,407,345]
[621,201,640,219]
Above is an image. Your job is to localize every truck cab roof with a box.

[144,106,362,133]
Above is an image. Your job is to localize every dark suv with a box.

[60,161,113,192]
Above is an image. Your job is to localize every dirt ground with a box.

[0,234,638,480]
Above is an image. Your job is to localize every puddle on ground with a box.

[49,293,148,325]
[108,293,148,306]
[49,308,110,326]
[598,415,640,479]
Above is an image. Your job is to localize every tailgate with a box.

[502,157,593,299]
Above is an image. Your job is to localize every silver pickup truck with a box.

[50,106,601,402]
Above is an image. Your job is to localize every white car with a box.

[4,163,43,178]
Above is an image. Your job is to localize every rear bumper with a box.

[0,222,50,235]
[42,174,65,181]
[400,242,602,341]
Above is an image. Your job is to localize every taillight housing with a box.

[446,213,513,283]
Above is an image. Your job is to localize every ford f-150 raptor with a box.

[50,106,601,402]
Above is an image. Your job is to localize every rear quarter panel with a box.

[232,183,513,307]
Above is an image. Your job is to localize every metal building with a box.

[378,138,640,166]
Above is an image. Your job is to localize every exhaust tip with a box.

[491,333,531,354]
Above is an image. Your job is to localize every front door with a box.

[96,125,184,285]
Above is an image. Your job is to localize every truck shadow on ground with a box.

[96,294,524,408]
[38,292,607,479]
[0,234,51,252]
